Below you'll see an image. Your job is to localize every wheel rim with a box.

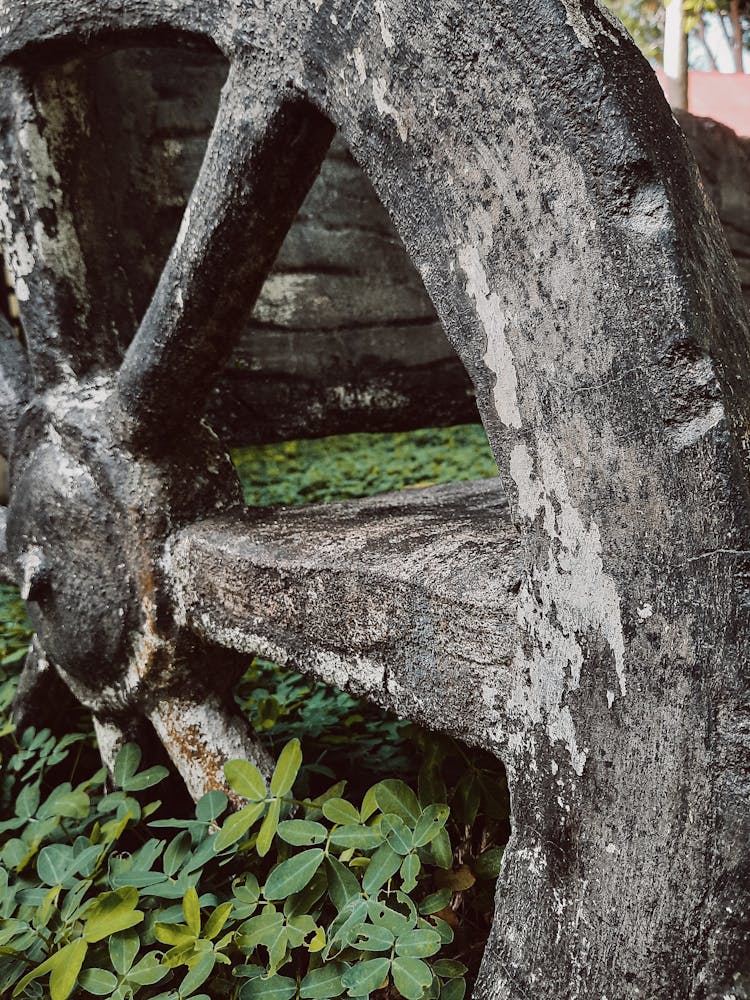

[1,3,749,997]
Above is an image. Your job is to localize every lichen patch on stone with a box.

[506,436,627,775]
[458,239,522,430]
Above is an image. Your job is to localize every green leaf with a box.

[15,782,40,819]
[326,856,360,911]
[412,805,449,848]
[83,887,144,942]
[329,825,383,851]
[126,953,170,986]
[367,901,414,936]
[473,846,504,880]
[2,645,29,665]
[121,766,169,792]
[391,957,432,1000]
[50,938,88,1000]
[13,939,88,1000]
[240,974,297,1000]
[429,828,453,870]
[418,889,451,915]
[37,845,73,886]
[162,940,196,969]
[264,848,325,900]
[363,843,402,895]
[431,916,454,945]
[453,771,480,826]
[259,912,288,976]
[423,971,441,1000]
[224,760,266,802]
[270,739,302,797]
[235,964,265,980]
[322,798,360,826]
[215,801,265,852]
[325,899,368,958]
[183,886,201,935]
[300,962,348,999]
[341,957,390,997]
[180,952,216,996]
[359,785,380,822]
[164,831,191,876]
[284,867,328,919]
[395,929,442,959]
[196,789,228,823]
[109,930,139,976]
[277,820,328,846]
[351,924,395,952]
[440,977,467,1000]
[304,781,347,822]
[113,744,141,788]
[285,912,316,948]
[35,884,61,927]
[256,798,281,858]
[78,967,118,995]
[232,873,261,918]
[431,960,467,980]
[239,906,284,939]
[381,814,412,855]
[418,760,447,808]
[372,780,420,825]
[204,901,233,940]
[12,950,55,996]
[154,922,195,946]
[400,853,421,893]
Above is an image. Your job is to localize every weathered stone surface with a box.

[169,479,521,744]
[0,3,748,999]
[35,48,750,446]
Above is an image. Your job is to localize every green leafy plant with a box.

[1,738,480,999]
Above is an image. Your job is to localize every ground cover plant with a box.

[0,424,509,1000]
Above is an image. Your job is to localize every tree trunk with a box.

[697,14,720,70]
[664,0,689,109]
[730,0,745,71]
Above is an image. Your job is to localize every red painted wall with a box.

[656,69,750,136]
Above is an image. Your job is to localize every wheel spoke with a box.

[149,692,274,806]
[12,637,79,734]
[117,60,334,441]
[0,64,139,387]
[168,479,520,745]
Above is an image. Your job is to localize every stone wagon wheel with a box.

[0,2,749,998]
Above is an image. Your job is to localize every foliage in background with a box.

[602,0,664,59]
[602,0,749,69]
[1,425,508,998]
[231,425,498,509]
[0,584,33,746]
